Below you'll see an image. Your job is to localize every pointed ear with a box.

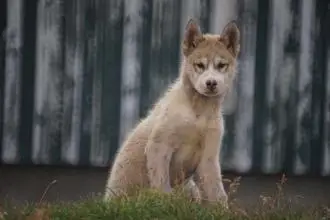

[182,19,203,56]
[220,21,240,57]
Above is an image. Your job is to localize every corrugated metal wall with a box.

[0,0,329,176]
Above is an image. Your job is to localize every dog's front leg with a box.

[145,128,174,193]
[195,129,228,206]
[195,156,227,205]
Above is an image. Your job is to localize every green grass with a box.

[1,176,329,219]
[1,189,328,220]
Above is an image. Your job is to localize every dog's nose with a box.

[206,79,217,90]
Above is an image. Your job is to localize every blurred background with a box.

[0,0,329,208]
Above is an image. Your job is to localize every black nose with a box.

[206,80,217,90]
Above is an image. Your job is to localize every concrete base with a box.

[0,165,329,208]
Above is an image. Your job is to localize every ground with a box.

[1,188,329,220]
[1,165,330,219]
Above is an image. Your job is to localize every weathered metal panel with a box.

[19,0,38,164]
[264,0,302,174]
[140,0,182,113]
[0,0,329,176]
[0,0,7,163]
[102,0,125,164]
[61,0,85,165]
[2,0,23,164]
[32,0,63,164]
[228,0,257,173]
[119,0,144,147]
[295,0,314,175]
[324,23,330,175]
[310,0,330,175]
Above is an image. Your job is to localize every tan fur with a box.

[104,19,240,206]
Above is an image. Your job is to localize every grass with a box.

[1,175,329,220]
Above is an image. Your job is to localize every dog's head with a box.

[181,19,240,98]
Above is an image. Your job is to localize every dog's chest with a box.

[172,115,210,169]
[179,114,209,143]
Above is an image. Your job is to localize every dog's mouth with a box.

[202,84,230,98]
[201,90,220,97]
[191,83,221,98]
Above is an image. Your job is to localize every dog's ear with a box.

[182,19,203,56]
[220,21,240,57]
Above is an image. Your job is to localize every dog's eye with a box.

[195,63,205,70]
[216,63,227,70]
